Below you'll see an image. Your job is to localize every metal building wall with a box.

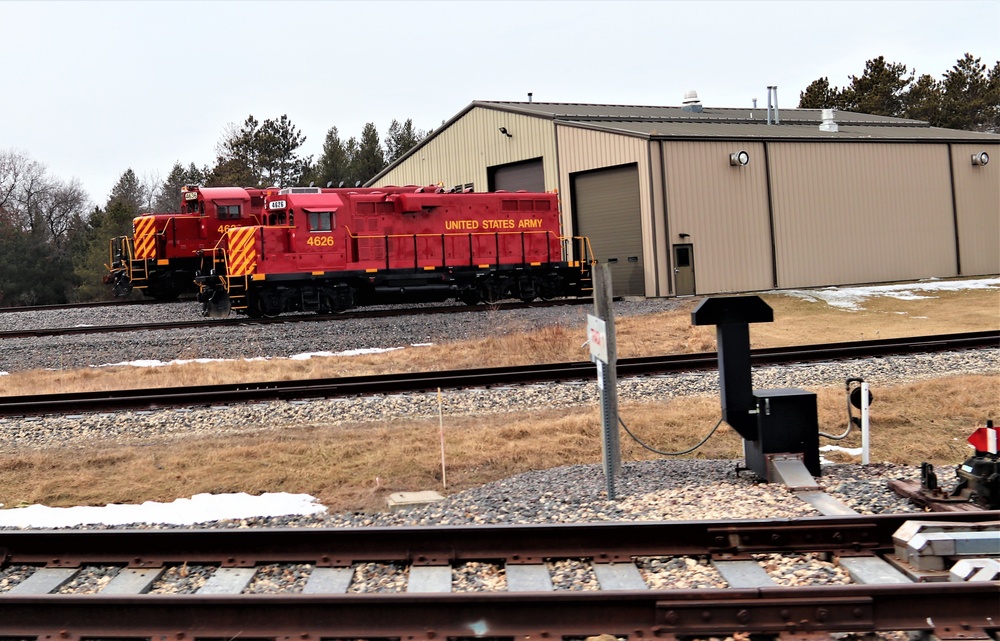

[768,142,957,288]
[950,143,1000,276]
[555,126,655,294]
[373,108,557,194]
[660,141,774,295]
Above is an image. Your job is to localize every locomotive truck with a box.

[194,187,594,317]
[105,186,267,300]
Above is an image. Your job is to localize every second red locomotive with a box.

[194,187,593,317]
[106,186,267,300]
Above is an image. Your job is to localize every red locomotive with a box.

[194,187,593,317]
[105,186,267,300]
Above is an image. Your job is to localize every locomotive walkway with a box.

[0,511,996,638]
[0,331,995,417]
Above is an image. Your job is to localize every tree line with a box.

[1,53,996,307]
[0,117,428,306]
[799,53,1000,132]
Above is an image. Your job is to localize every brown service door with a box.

[673,243,695,296]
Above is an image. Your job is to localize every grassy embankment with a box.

[0,282,996,512]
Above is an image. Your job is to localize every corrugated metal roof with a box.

[368,100,999,185]
[562,119,1000,142]
[475,100,928,126]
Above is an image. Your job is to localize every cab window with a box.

[308,211,335,231]
[217,204,242,220]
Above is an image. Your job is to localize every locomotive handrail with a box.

[565,235,597,270]
[342,227,561,271]
[152,215,181,245]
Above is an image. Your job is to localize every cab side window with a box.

[217,205,242,220]
[308,211,335,231]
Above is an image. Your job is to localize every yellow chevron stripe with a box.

[133,216,156,259]
[227,228,257,276]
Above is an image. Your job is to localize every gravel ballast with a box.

[0,298,993,533]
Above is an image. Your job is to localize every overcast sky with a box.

[2,0,998,206]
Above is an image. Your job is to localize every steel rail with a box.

[0,584,997,638]
[0,512,993,567]
[0,299,162,314]
[0,297,598,339]
[0,331,995,417]
[0,513,996,638]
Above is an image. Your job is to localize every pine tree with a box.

[385,119,427,163]
[309,126,355,188]
[938,54,999,132]
[153,162,206,212]
[351,123,386,186]
[258,114,311,188]
[839,56,913,117]
[798,77,842,109]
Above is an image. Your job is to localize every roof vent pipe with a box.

[820,108,839,132]
[766,86,780,124]
[528,92,533,103]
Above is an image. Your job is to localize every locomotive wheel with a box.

[319,287,354,314]
[478,279,504,304]
[517,276,537,303]
[459,288,481,306]
[537,275,559,301]
[252,293,282,319]
[333,286,355,313]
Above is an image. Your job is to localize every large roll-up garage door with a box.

[571,164,643,297]
[488,158,544,192]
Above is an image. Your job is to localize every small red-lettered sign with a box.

[587,314,608,364]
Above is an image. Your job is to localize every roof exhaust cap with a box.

[820,108,839,132]
[682,90,704,113]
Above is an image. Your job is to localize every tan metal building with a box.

[370,100,999,297]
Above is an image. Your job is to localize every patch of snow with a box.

[0,493,326,528]
[772,277,1000,311]
[290,346,404,360]
[820,444,863,456]
[97,344,431,369]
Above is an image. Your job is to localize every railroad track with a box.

[0,297,598,338]
[0,331,995,417]
[0,298,164,314]
[0,511,996,637]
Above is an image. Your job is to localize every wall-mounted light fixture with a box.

[499,127,512,138]
[679,233,690,239]
[730,150,750,166]
[972,151,990,166]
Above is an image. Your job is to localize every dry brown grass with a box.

[0,282,996,512]
[2,283,996,397]
[0,375,995,512]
